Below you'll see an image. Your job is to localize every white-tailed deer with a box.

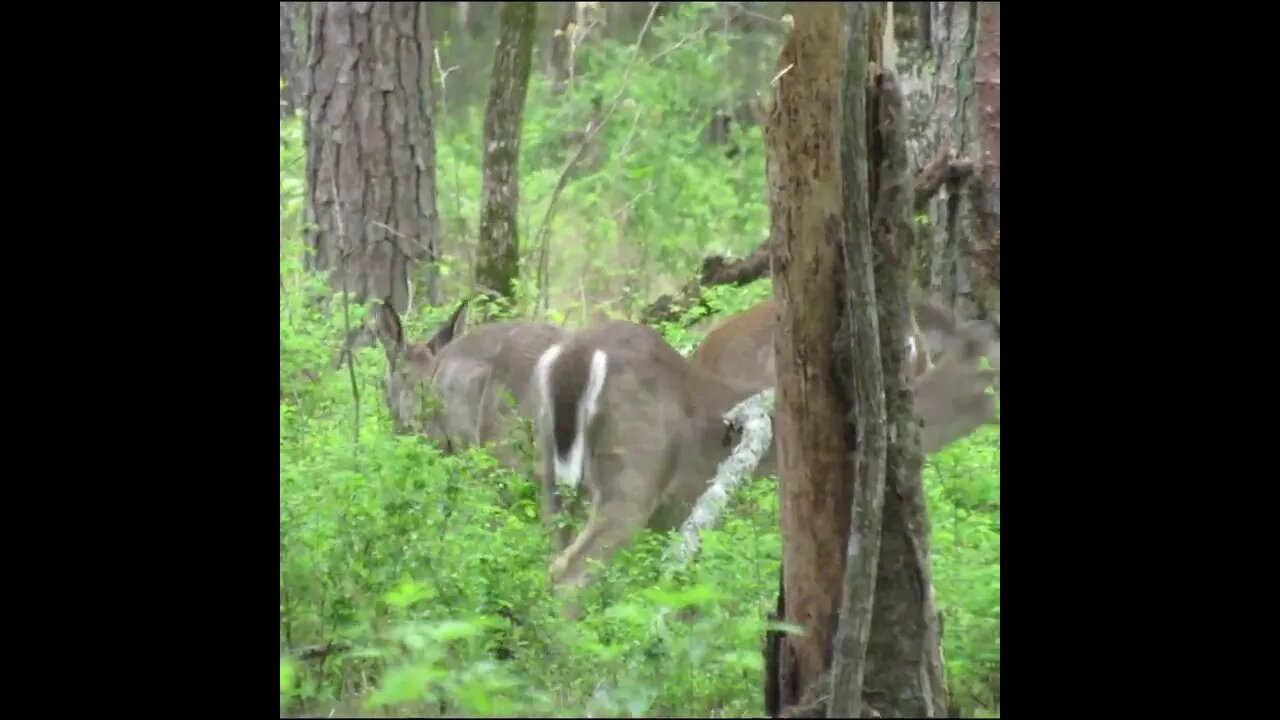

[368,298,568,478]
[535,314,999,590]
[687,296,977,476]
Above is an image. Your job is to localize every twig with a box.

[533,2,661,315]
[771,63,794,86]
[291,640,352,663]
[331,171,361,450]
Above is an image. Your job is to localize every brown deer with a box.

[535,313,999,590]
[366,298,568,482]
[687,295,976,476]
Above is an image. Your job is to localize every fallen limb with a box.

[667,387,775,567]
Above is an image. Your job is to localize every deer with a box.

[361,298,569,515]
[534,310,999,591]
[687,295,991,476]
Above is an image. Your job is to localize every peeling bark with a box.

[476,2,536,302]
[305,1,438,313]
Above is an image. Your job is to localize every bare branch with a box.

[669,388,774,566]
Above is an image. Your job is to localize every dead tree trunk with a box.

[419,9,444,307]
[763,4,950,717]
[305,2,438,313]
[476,1,536,303]
[861,65,948,719]
[765,3,855,714]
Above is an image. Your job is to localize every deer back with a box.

[687,295,995,460]
[690,297,946,392]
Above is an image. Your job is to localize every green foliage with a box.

[280,6,998,715]
[428,2,775,323]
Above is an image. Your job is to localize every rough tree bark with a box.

[280,2,306,118]
[968,2,1000,310]
[637,153,971,329]
[476,1,536,302]
[765,3,855,714]
[305,2,438,313]
[924,1,994,322]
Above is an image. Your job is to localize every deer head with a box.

[364,297,569,472]
[370,298,471,438]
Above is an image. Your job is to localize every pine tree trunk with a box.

[305,1,438,313]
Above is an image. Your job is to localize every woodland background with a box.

[279,2,999,716]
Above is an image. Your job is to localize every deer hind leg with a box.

[548,451,664,590]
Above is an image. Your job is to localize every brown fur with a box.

[370,298,567,468]
[537,302,999,595]
[539,321,771,591]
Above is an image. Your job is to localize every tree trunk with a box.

[968,1,1000,313]
[924,1,983,320]
[861,63,948,719]
[305,2,438,313]
[476,1,536,302]
[765,3,854,714]
[547,1,574,95]
[827,3,888,717]
[280,2,306,117]
[763,5,950,717]
[419,8,444,307]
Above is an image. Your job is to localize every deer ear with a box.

[373,297,405,352]
[427,299,469,353]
